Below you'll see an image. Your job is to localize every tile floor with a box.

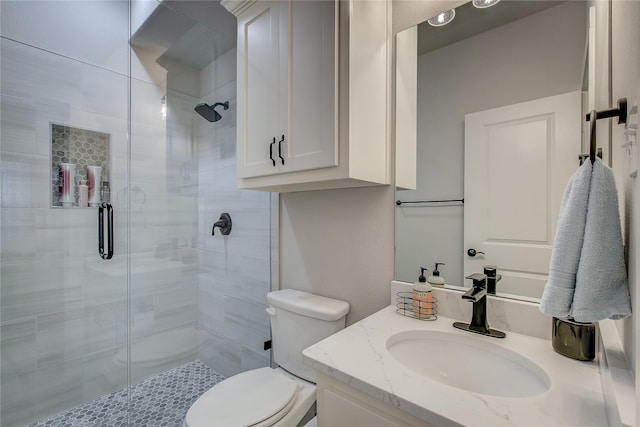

[29,360,224,427]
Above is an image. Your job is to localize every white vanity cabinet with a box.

[222,0,391,192]
[316,373,436,427]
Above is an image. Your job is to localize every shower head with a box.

[194,101,229,122]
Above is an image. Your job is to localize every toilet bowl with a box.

[184,289,349,427]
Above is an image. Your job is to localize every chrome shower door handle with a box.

[98,202,114,260]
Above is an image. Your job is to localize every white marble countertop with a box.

[303,306,607,427]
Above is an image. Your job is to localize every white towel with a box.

[540,160,592,317]
[571,159,631,322]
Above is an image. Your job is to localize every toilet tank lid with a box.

[267,289,350,321]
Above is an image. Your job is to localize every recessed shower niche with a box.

[51,123,111,208]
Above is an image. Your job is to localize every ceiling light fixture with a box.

[427,8,456,27]
[472,0,501,9]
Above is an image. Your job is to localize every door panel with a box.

[464,91,582,299]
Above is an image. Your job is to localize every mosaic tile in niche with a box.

[51,123,111,208]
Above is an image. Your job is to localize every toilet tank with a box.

[267,289,349,383]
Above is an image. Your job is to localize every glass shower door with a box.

[0,1,131,425]
[1,1,274,425]
[127,1,272,421]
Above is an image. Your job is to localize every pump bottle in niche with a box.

[78,179,88,208]
[58,162,76,207]
[87,165,102,207]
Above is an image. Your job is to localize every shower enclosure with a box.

[0,1,274,425]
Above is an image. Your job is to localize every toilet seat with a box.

[184,367,300,427]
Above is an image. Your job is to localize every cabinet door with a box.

[285,0,338,173]
[238,0,338,179]
[320,388,412,427]
[237,1,284,178]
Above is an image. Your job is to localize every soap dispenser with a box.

[427,262,446,287]
[412,267,433,318]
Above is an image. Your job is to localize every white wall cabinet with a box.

[222,0,391,192]
[236,0,337,179]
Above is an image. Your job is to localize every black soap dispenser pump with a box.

[427,262,446,287]
[412,267,433,317]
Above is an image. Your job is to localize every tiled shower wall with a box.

[194,48,272,378]
[1,2,271,426]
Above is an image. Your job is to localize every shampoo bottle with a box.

[78,179,89,208]
[412,267,433,318]
[427,262,446,287]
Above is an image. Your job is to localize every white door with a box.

[237,1,283,178]
[464,91,582,299]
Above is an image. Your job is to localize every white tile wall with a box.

[1,0,131,75]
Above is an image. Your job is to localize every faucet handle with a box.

[211,213,232,236]
[483,265,496,276]
[465,273,487,288]
[483,265,501,281]
[483,265,501,295]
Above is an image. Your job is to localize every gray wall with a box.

[280,186,395,326]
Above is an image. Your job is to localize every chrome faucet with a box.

[453,273,506,338]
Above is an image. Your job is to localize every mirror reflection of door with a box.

[464,91,582,300]
[394,0,589,301]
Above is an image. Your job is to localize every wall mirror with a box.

[394,0,611,301]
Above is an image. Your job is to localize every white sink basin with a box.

[386,330,551,397]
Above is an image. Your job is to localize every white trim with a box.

[599,319,636,427]
[220,0,257,17]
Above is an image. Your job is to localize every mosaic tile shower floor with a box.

[29,360,224,427]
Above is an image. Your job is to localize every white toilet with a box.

[184,289,350,427]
